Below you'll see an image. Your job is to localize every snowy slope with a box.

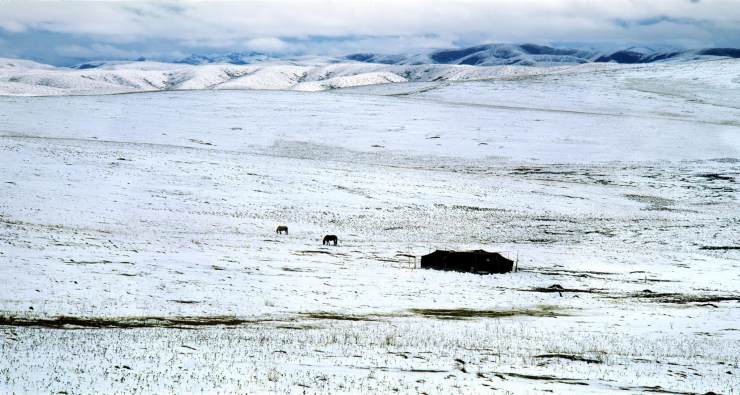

[0,58,56,70]
[1,55,739,394]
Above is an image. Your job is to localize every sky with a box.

[0,0,739,65]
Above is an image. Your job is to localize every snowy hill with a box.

[0,57,633,96]
[1,50,740,96]
[0,58,56,70]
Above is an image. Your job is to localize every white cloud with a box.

[0,1,737,41]
[0,19,26,33]
[244,37,288,52]
[0,0,738,64]
[57,43,140,59]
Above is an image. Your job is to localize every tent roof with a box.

[423,249,510,259]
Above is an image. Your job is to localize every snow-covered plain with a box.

[1,59,739,394]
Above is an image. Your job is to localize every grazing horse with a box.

[322,235,338,246]
[275,225,288,235]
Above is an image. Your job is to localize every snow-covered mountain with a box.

[592,47,740,63]
[175,51,270,65]
[346,44,740,66]
[352,44,590,66]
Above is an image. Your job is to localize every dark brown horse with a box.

[276,225,288,235]
[322,235,338,245]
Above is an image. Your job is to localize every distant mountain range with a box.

[175,52,270,66]
[4,46,739,97]
[157,44,740,68]
[345,44,740,66]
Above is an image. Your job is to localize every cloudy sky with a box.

[1,0,739,65]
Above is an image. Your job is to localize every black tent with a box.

[420,250,514,274]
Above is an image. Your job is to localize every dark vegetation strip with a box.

[617,385,699,395]
[409,306,564,320]
[527,284,605,294]
[0,315,273,329]
[523,286,740,304]
[534,353,603,364]
[606,292,740,304]
[300,312,385,321]
[500,372,589,385]
[1,306,570,329]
